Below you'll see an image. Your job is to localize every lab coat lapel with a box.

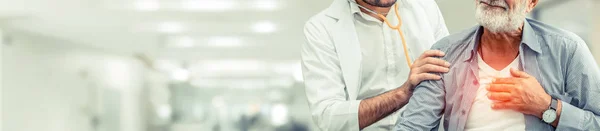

[327,0,363,100]
[333,19,362,100]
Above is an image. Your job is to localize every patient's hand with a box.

[486,68,552,118]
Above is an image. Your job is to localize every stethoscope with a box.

[350,1,413,67]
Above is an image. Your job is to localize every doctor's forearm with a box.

[358,83,412,129]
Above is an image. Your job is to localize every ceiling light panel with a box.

[181,0,236,11]
[134,0,160,11]
[157,21,185,34]
[207,36,243,47]
[165,36,245,48]
[129,0,281,11]
[253,0,279,11]
[166,35,195,48]
[252,21,276,33]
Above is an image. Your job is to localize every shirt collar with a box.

[522,19,542,54]
[348,0,361,15]
[463,19,542,62]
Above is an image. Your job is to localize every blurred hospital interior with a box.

[1,0,599,131]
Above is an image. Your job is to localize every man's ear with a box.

[527,0,539,12]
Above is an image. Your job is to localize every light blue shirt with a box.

[395,18,600,131]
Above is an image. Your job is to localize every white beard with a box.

[475,0,528,33]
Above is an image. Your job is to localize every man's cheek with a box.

[506,0,523,9]
[506,0,515,5]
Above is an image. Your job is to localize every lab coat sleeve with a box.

[429,0,449,41]
[301,20,362,131]
[555,36,600,130]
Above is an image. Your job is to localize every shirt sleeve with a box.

[555,37,600,130]
[394,39,448,131]
[394,80,445,131]
[301,19,362,131]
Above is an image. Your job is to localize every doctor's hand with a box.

[405,50,450,90]
[487,68,552,118]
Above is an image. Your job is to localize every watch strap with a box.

[550,98,558,110]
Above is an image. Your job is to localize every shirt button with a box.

[472,80,478,85]
[461,110,466,115]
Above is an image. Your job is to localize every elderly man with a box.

[395,0,600,130]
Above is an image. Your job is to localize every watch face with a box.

[542,109,557,123]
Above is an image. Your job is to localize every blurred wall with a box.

[437,0,477,34]
[593,0,600,63]
[1,29,147,131]
[536,0,593,44]
[3,29,92,131]
[0,28,4,131]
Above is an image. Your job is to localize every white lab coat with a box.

[301,0,448,130]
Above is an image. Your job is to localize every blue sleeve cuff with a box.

[556,101,584,130]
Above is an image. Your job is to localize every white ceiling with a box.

[0,0,580,62]
[0,0,331,62]
[0,0,333,85]
[1,0,594,84]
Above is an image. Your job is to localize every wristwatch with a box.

[542,98,558,124]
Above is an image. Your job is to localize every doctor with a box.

[301,0,450,130]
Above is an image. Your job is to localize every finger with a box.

[418,50,445,60]
[418,64,450,73]
[422,57,451,67]
[492,78,518,84]
[510,68,531,78]
[415,73,442,82]
[491,102,519,111]
[486,84,513,92]
[487,92,512,101]
[413,55,449,68]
